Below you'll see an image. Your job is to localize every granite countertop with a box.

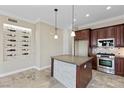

[51,55,93,66]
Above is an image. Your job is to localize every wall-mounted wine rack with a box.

[3,24,32,61]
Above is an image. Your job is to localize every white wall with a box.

[0,15,35,75]
[35,22,41,68]
[63,30,72,54]
[35,22,64,68]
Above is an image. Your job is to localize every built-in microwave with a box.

[97,38,115,47]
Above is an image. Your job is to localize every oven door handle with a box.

[98,57,114,60]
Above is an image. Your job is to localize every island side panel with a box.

[51,58,54,77]
[53,59,76,88]
[76,59,92,88]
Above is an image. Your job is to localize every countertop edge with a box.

[51,56,93,66]
[51,57,78,65]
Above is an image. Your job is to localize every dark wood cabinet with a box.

[74,29,90,41]
[51,56,92,88]
[91,27,114,47]
[92,56,97,70]
[115,25,124,47]
[115,57,124,76]
[75,31,82,40]
[92,26,115,41]
[91,30,98,47]
[76,59,92,88]
[106,26,115,38]
[97,28,107,39]
[91,24,124,47]
[81,31,90,40]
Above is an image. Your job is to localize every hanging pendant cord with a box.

[54,9,58,34]
[72,5,74,31]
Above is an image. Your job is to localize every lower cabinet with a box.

[115,57,124,76]
[92,56,97,70]
[76,59,92,88]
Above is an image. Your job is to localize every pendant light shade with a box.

[71,5,75,37]
[71,31,76,37]
[54,34,58,39]
[54,8,58,39]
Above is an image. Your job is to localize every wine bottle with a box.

[8,29,16,32]
[22,36,29,38]
[22,44,29,46]
[8,39,16,42]
[7,49,16,51]
[22,53,29,55]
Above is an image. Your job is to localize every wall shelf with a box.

[3,23,32,61]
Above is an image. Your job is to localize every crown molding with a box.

[0,9,124,30]
[0,10,35,24]
[0,10,64,30]
[0,9,65,31]
[34,18,64,30]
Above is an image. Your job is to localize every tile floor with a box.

[0,68,124,88]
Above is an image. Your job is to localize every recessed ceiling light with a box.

[86,14,90,17]
[106,6,111,10]
[74,18,77,22]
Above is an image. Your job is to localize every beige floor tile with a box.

[0,68,124,88]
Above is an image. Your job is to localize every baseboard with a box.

[0,66,35,78]
[33,65,51,70]
[0,65,51,78]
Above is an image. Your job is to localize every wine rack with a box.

[3,24,32,61]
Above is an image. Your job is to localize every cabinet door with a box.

[115,25,124,47]
[75,30,90,40]
[91,30,98,47]
[92,56,97,70]
[75,31,81,40]
[97,28,107,39]
[76,60,92,88]
[106,26,115,38]
[81,31,89,40]
[115,58,124,76]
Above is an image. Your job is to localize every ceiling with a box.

[0,5,124,29]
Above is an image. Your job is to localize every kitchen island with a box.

[51,55,93,88]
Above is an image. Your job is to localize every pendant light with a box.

[71,5,76,37]
[54,8,58,39]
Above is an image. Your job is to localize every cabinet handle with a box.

[84,64,87,69]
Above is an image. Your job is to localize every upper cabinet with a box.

[74,29,90,41]
[106,26,115,38]
[97,28,107,39]
[115,25,124,47]
[91,29,98,47]
[74,31,81,40]
[75,24,124,47]
[91,24,124,47]
[97,27,115,39]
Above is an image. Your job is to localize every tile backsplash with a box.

[92,47,124,57]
